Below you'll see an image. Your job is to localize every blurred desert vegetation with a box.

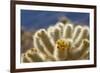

[21,29,35,53]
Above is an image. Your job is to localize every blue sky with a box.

[21,10,89,31]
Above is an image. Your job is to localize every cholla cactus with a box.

[21,21,90,62]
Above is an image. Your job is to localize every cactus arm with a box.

[33,32,46,54]
[74,26,89,46]
[35,29,55,54]
[72,25,82,41]
[52,26,61,42]
[21,48,48,62]
[47,26,54,39]
[63,24,73,39]
[55,22,64,37]
[70,39,89,59]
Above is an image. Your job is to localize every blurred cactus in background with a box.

[21,30,34,53]
[21,19,90,63]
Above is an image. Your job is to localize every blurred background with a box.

[21,10,89,31]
